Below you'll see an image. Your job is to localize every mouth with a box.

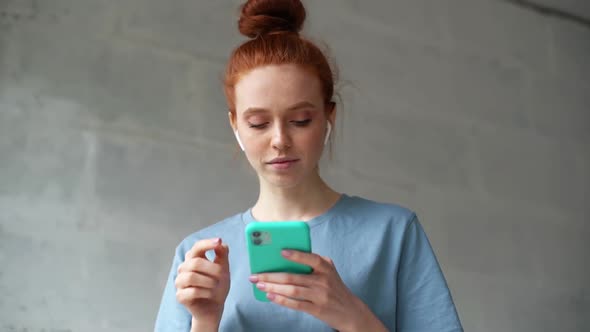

[267,157,299,164]
[266,158,299,170]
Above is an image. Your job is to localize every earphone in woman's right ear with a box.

[234,130,245,151]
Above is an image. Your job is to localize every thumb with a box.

[214,243,229,267]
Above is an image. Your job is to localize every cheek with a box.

[299,130,325,153]
[244,135,269,159]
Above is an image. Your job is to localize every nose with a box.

[271,123,292,151]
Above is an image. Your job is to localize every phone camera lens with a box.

[252,231,261,237]
[253,238,262,245]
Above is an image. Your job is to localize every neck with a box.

[251,170,341,222]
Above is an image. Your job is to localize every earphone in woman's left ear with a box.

[324,122,331,146]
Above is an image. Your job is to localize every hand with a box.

[249,250,387,332]
[175,238,230,326]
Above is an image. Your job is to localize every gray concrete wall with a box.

[0,0,588,331]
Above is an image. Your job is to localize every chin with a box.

[261,171,306,189]
[257,161,318,188]
[267,176,301,188]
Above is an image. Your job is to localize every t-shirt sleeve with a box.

[154,244,192,332]
[396,214,463,332]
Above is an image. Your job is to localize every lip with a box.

[266,157,299,170]
[267,157,299,164]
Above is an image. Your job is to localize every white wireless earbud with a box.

[324,122,332,145]
[234,130,245,151]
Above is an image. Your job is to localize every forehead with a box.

[234,64,323,113]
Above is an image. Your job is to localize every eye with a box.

[292,119,312,127]
[248,122,268,129]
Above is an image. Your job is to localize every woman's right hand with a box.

[175,238,230,326]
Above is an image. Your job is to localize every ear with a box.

[229,111,245,152]
[326,102,337,128]
[228,111,237,131]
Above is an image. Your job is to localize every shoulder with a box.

[174,212,245,257]
[341,194,417,227]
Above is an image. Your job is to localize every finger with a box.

[281,250,328,272]
[175,271,218,289]
[176,287,214,303]
[266,292,314,314]
[253,272,313,287]
[256,282,314,302]
[179,257,224,278]
[214,243,229,267]
[185,238,222,260]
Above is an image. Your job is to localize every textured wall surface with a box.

[0,0,588,331]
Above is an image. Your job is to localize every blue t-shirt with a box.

[155,194,463,331]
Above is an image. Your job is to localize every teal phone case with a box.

[245,221,312,301]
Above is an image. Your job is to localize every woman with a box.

[155,0,463,331]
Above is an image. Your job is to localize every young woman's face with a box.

[231,64,333,188]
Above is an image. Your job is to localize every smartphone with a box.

[245,221,312,301]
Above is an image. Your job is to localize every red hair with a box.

[224,0,336,113]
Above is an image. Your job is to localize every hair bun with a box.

[238,0,306,38]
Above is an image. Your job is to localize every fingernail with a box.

[256,282,265,290]
[211,238,221,244]
[267,293,275,300]
[281,250,293,257]
[249,275,258,283]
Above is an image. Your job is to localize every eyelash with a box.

[248,119,312,129]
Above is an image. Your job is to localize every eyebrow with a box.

[243,101,316,115]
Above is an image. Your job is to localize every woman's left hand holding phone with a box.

[175,238,230,332]
[249,250,388,332]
